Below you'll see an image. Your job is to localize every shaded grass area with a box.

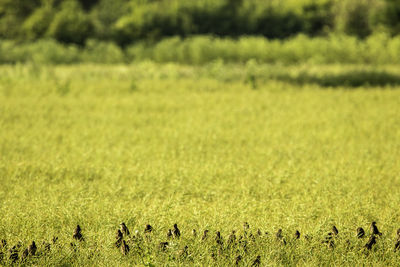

[0,64,400,265]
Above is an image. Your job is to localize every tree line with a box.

[0,0,400,46]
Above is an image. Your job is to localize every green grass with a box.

[1,63,400,266]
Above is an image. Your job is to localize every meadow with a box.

[1,63,400,266]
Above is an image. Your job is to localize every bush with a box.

[47,0,94,44]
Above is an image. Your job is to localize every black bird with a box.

[394,240,400,252]
[235,255,242,265]
[167,229,173,239]
[227,230,236,245]
[159,242,169,251]
[121,240,130,255]
[73,225,84,241]
[324,232,335,249]
[115,230,123,248]
[42,241,51,252]
[257,229,262,236]
[276,229,283,240]
[332,226,339,236]
[215,231,223,246]
[202,230,209,241]
[294,230,301,239]
[364,235,376,250]
[370,222,382,236]
[144,224,153,233]
[120,222,130,237]
[178,245,188,258]
[28,241,36,256]
[8,245,19,263]
[173,224,181,239]
[21,248,29,261]
[192,229,197,237]
[357,227,365,238]
[0,239,6,249]
[251,255,261,267]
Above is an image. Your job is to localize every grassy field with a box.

[1,63,400,266]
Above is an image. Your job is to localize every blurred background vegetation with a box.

[1,0,400,64]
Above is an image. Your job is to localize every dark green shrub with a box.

[47,0,94,44]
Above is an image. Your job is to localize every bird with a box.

[159,242,168,251]
[332,225,339,236]
[227,230,236,245]
[235,255,242,265]
[144,224,153,233]
[167,229,173,239]
[324,232,335,249]
[120,222,130,237]
[202,230,209,241]
[294,230,301,239]
[192,229,197,237]
[394,239,400,252]
[370,222,382,236]
[173,224,181,238]
[115,230,123,248]
[8,245,19,263]
[364,235,376,250]
[73,225,84,241]
[121,240,130,255]
[21,248,29,261]
[0,239,6,249]
[357,227,365,238]
[28,241,36,256]
[215,231,223,246]
[178,245,188,258]
[251,255,261,266]
[276,229,283,240]
[42,241,51,252]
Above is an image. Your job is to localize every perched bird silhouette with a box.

[28,241,36,256]
[0,239,6,249]
[276,229,283,240]
[235,255,242,265]
[42,241,51,252]
[294,230,301,239]
[227,230,236,245]
[73,225,84,241]
[173,224,181,239]
[8,245,19,263]
[257,229,262,236]
[167,229,173,239]
[364,235,376,250]
[178,245,188,258]
[370,222,382,236]
[251,255,261,267]
[324,232,335,249]
[21,248,29,261]
[215,231,223,246]
[120,222,130,237]
[332,226,339,236]
[394,239,400,252]
[202,230,209,241]
[115,230,123,248]
[159,242,168,251]
[144,224,153,233]
[357,227,365,238]
[121,240,130,255]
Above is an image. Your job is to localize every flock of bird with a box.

[1,221,400,265]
